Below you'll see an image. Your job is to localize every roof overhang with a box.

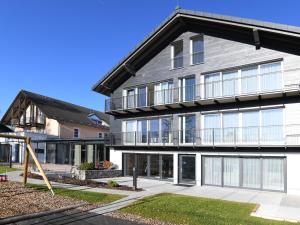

[92,9,300,96]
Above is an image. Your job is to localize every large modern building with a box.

[0,90,110,165]
[93,9,300,195]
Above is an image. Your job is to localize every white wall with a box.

[287,154,300,195]
[110,148,123,170]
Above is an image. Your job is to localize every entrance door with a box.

[179,155,196,184]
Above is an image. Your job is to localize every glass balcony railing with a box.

[105,67,300,112]
[107,125,300,147]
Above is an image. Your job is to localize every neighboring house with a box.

[0,90,110,166]
[93,9,300,195]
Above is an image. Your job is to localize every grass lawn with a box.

[121,193,296,225]
[0,166,19,174]
[27,183,126,205]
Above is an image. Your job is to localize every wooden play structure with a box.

[0,134,54,195]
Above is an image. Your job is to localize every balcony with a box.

[13,116,46,128]
[105,67,300,115]
[107,124,300,147]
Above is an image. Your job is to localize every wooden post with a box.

[23,140,30,186]
[26,139,54,195]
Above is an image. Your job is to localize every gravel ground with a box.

[0,181,87,219]
[108,212,181,225]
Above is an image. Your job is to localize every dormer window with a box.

[88,114,103,125]
[171,40,183,69]
[73,128,80,138]
[190,35,204,65]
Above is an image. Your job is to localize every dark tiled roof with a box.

[2,90,109,129]
[92,8,300,95]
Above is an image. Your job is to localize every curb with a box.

[0,203,88,225]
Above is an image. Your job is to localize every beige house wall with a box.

[59,122,108,139]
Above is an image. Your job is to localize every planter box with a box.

[74,168,122,180]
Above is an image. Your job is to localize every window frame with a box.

[190,35,204,65]
[73,128,80,138]
[171,40,184,69]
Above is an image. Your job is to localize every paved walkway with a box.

[6,171,300,223]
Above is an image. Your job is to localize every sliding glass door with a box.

[202,156,285,192]
[260,62,282,92]
[180,76,196,102]
[205,73,221,98]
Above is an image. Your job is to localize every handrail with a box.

[107,124,300,147]
[105,67,300,112]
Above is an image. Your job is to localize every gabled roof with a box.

[1,90,110,129]
[92,8,300,96]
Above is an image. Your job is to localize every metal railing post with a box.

[212,128,215,147]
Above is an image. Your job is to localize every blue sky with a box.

[0,0,300,118]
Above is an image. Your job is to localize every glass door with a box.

[179,155,196,184]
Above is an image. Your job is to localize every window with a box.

[180,115,196,144]
[171,41,183,69]
[203,114,221,143]
[161,117,172,143]
[99,133,103,138]
[137,86,147,107]
[191,36,204,64]
[88,114,102,125]
[260,62,282,91]
[223,70,238,96]
[126,89,135,109]
[154,81,173,105]
[241,66,258,94]
[73,128,80,138]
[149,119,160,143]
[124,120,136,144]
[204,73,221,98]
[203,108,284,144]
[202,61,282,99]
[137,120,148,143]
[180,76,196,102]
[223,113,239,143]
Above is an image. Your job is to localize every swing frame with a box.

[0,134,54,195]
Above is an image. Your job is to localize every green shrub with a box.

[107,180,119,188]
[79,162,94,170]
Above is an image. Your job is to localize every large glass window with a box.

[203,114,221,143]
[162,155,173,179]
[126,89,135,108]
[262,158,284,191]
[137,120,148,144]
[125,120,136,144]
[223,157,240,187]
[223,113,239,143]
[202,156,285,192]
[223,70,238,96]
[172,41,183,69]
[205,73,221,98]
[260,62,282,92]
[241,66,258,94]
[154,81,173,105]
[242,158,261,189]
[203,157,222,185]
[180,115,196,144]
[261,108,283,143]
[191,36,204,64]
[149,119,160,143]
[180,76,196,102]
[161,117,172,144]
[137,87,147,107]
[242,111,259,143]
